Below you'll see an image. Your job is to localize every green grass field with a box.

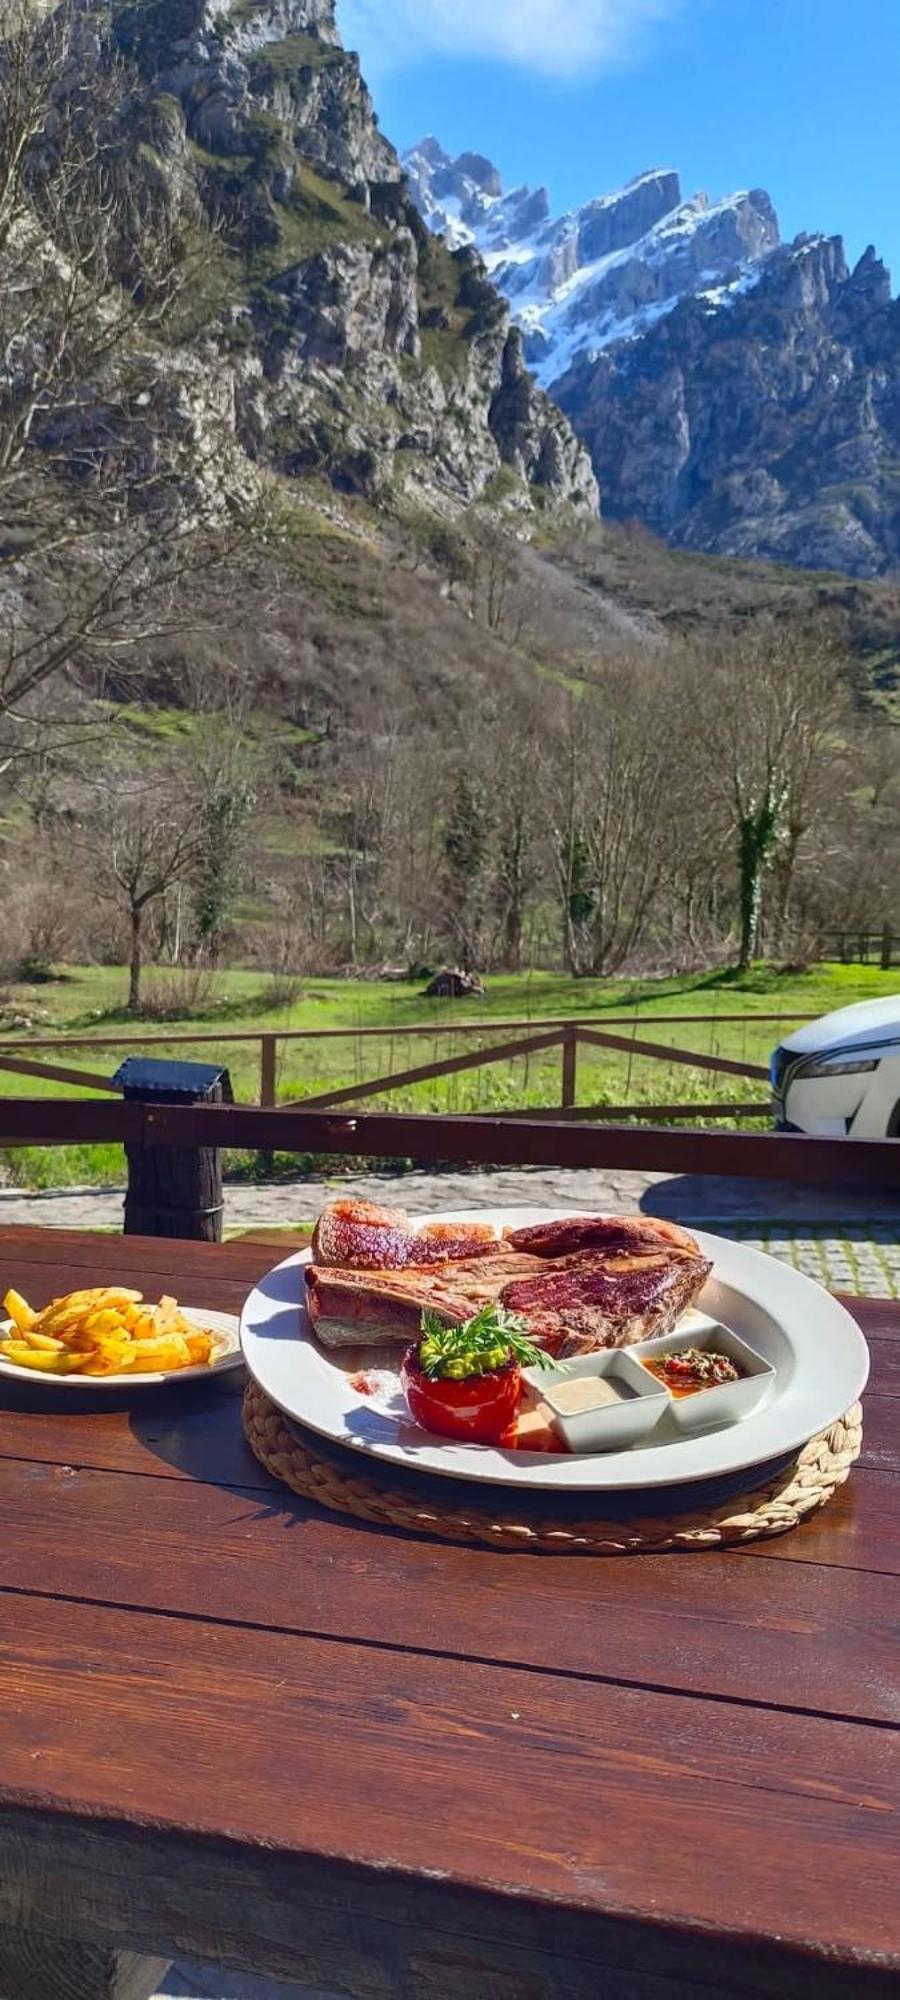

[0,959,896,1189]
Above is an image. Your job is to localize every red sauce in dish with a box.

[349,1371,376,1396]
[642,1348,740,1398]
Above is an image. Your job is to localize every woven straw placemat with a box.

[242,1380,863,1555]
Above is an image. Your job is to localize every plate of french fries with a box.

[0,1286,241,1384]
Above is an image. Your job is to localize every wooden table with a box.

[0,1226,896,2000]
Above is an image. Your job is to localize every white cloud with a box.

[337,0,679,80]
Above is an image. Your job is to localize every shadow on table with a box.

[128,1254,304,1495]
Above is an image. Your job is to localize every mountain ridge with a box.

[404,138,900,576]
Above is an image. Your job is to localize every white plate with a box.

[239,1209,870,1492]
[0,1308,241,1388]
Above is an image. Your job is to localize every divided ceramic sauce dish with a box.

[526,1322,776,1452]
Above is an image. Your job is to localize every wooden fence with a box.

[0,1012,806,1121]
[827,926,898,968]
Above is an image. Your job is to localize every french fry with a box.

[122,1339,188,1373]
[184,1331,214,1365]
[21,1328,65,1352]
[80,1341,134,1376]
[0,1342,86,1374]
[3,1288,35,1333]
[82,1308,129,1338]
[36,1303,95,1336]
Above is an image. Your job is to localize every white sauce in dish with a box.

[547,1374,636,1414]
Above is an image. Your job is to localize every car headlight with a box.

[796,1054,879,1080]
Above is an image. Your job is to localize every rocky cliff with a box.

[406,140,900,575]
[552,234,900,575]
[100,1,598,517]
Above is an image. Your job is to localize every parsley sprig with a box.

[418,1302,556,1381]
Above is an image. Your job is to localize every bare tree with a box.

[66,757,205,1010]
[489,720,543,970]
[699,622,851,969]
[440,767,492,971]
[543,658,682,975]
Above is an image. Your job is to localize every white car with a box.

[771,996,900,1138]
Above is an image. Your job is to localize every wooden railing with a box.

[0,1097,896,1175]
[0,1012,807,1119]
[0,1096,894,1238]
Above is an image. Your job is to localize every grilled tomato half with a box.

[400,1303,552,1445]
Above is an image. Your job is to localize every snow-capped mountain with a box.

[404,139,900,577]
[403,140,779,389]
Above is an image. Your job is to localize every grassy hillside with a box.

[558,522,900,710]
[1,960,896,1189]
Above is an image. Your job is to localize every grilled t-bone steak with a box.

[312,1198,504,1270]
[499,1252,711,1356]
[306,1253,546,1347]
[505,1215,702,1261]
[305,1208,711,1355]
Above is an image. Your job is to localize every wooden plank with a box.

[0,1102,142,1145]
[0,1934,167,2000]
[0,1013,813,1052]
[140,1109,900,1183]
[0,1592,897,1991]
[1,1102,900,1185]
[0,1382,265,1487]
[857,1395,900,1473]
[837,1296,900,1339]
[477,1100,770,1121]
[737,1469,900,1575]
[561,1024,577,1109]
[0,1457,897,1723]
[860,1339,900,1394]
[0,1055,120,1094]
[0,1227,273,1282]
[4,1811,895,2000]
[1,1385,897,1572]
[286,1028,566,1111]
[577,1026,770,1082]
[0,1376,895,1569]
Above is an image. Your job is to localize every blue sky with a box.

[336,0,900,285]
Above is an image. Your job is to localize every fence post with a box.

[561,1026,578,1111]
[260,1035,277,1108]
[882,926,893,971]
[257,1034,278,1176]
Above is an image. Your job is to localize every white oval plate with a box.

[239,1209,870,1492]
[0,1307,241,1389]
